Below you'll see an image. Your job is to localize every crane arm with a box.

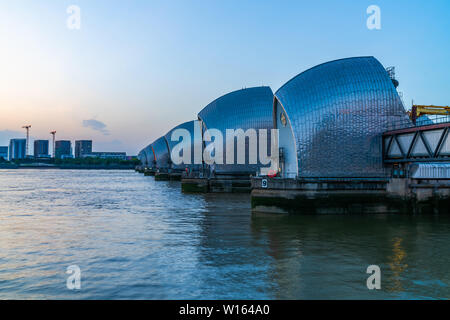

[410,105,450,123]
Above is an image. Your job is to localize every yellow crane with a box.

[409,105,450,124]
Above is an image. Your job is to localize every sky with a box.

[0,0,449,155]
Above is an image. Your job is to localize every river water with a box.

[0,169,449,299]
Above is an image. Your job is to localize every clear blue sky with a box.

[0,0,449,155]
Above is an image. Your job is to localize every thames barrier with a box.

[136,56,450,214]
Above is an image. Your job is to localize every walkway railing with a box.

[383,116,450,163]
[386,115,450,132]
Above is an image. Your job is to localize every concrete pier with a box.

[181,178,209,193]
[181,173,252,193]
[135,166,145,173]
[251,177,450,214]
[209,176,251,193]
[155,172,169,181]
[144,168,155,176]
[168,172,182,181]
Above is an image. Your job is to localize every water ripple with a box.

[0,169,449,299]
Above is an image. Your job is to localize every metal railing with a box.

[386,115,450,132]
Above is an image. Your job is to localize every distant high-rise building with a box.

[75,140,92,158]
[9,139,26,161]
[0,146,8,160]
[33,140,49,158]
[55,140,72,159]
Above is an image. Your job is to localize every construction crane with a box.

[50,131,56,158]
[22,125,31,157]
[409,105,450,124]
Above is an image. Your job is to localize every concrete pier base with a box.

[135,166,145,173]
[169,173,182,181]
[155,172,170,181]
[209,178,251,193]
[251,177,450,215]
[181,178,209,193]
[181,174,252,193]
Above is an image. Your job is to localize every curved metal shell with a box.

[138,149,147,166]
[143,144,155,167]
[198,86,274,174]
[152,137,170,170]
[274,56,408,178]
[164,120,202,171]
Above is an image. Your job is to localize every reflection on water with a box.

[387,237,408,294]
[0,169,449,299]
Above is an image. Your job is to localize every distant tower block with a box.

[22,125,31,157]
[50,131,56,158]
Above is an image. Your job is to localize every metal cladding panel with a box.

[144,144,155,167]
[138,150,147,166]
[152,137,170,169]
[198,86,274,173]
[164,120,201,171]
[275,56,408,178]
[410,163,450,179]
